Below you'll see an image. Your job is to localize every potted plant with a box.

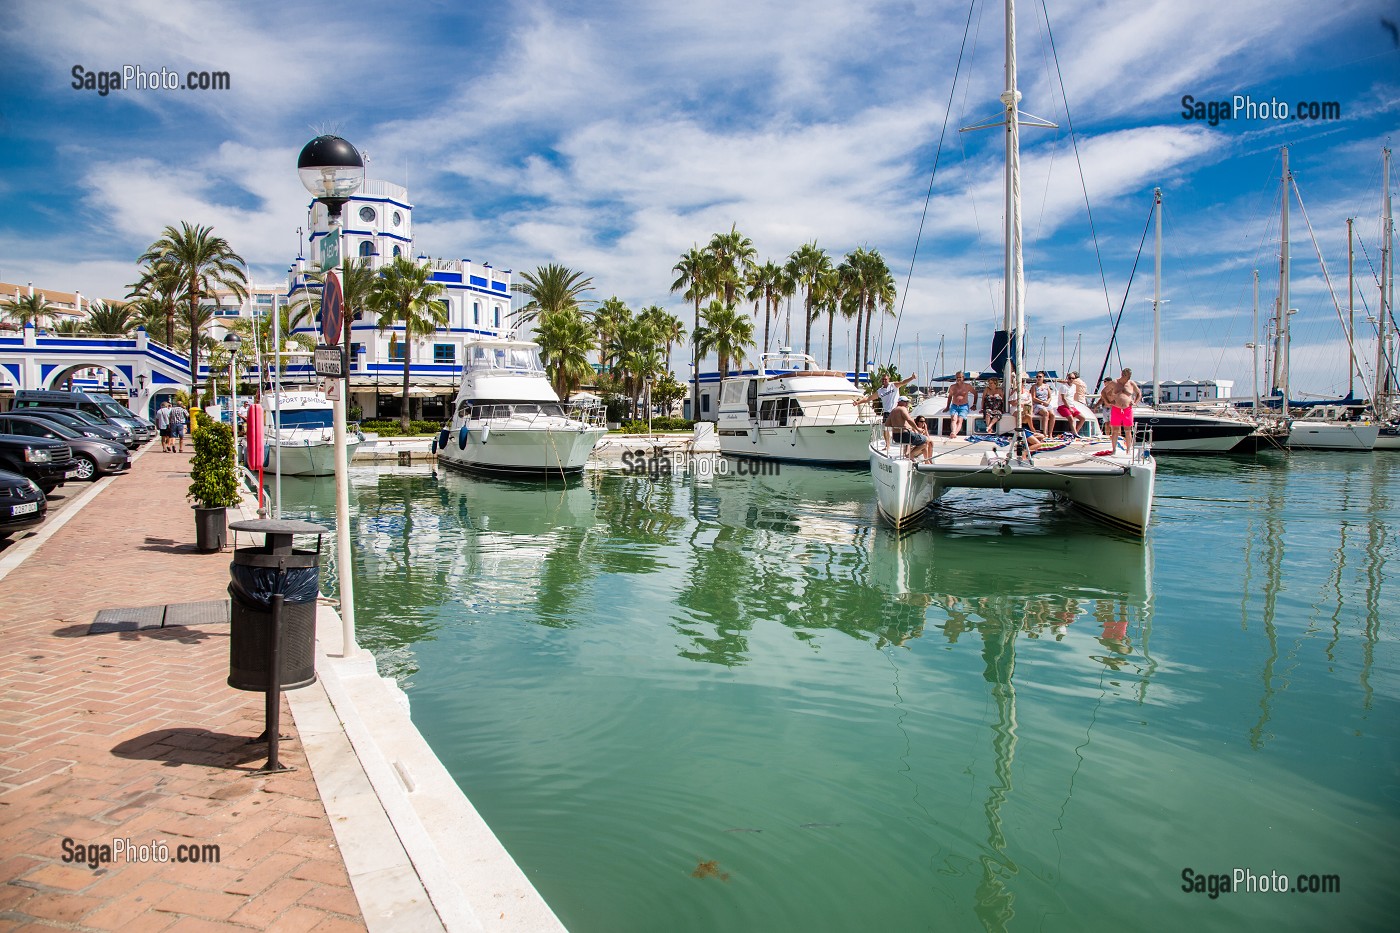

[187,420,241,551]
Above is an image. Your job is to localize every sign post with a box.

[319,227,341,274]
[320,270,355,657]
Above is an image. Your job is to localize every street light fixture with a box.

[298,134,364,659]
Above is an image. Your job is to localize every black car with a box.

[0,468,47,539]
[0,414,130,481]
[18,406,137,449]
[0,433,73,493]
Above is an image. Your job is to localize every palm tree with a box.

[813,268,844,371]
[862,253,897,380]
[127,257,186,346]
[52,319,85,336]
[510,264,594,330]
[704,225,756,309]
[786,242,833,358]
[746,260,790,355]
[83,301,137,337]
[638,305,685,373]
[593,296,632,372]
[693,301,755,378]
[139,222,248,406]
[534,308,596,400]
[671,246,713,417]
[1,292,58,330]
[838,249,875,380]
[610,317,665,419]
[370,256,448,432]
[289,257,378,366]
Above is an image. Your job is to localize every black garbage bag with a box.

[228,562,320,611]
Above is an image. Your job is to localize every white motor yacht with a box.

[436,339,606,476]
[1287,405,1380,450]
[258,390,362,476]
[716,350,879,466]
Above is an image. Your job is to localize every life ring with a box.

[458,425,470,449]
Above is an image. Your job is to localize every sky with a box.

[1,0,1397,398]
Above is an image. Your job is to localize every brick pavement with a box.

[0,448,367,932]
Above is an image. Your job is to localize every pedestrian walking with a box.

[169,401,189,453]
[153,401,173,452]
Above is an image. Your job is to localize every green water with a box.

[280,453,1399,931]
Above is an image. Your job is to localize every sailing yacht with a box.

[716,350,879,465]
[869,0,1155,535]
[1116,188,1257,454]
[1369,147,1398,450]
[436,339,606,476]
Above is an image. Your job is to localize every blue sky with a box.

[1,0,1396,397]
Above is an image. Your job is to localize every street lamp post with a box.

[298,135,364,659]
[224,332,242,458]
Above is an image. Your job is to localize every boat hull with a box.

[1101,410,1255,454]
[869,439,1156,535]
[719,423,875,466]
[1287,422,1380,450]
[265,437,362,476]
[1373,426,1400,450]
[437,422,606,476]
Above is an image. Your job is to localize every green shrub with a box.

[619,417,694,434]
[361,419,440,436]
[187,421,241,508]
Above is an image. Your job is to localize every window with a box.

[359,241,374,258]
[434,343,455,363]
[392,211,402,226]
[392,245,402,258]
[389,341,406,362]
[359,206,376,223]
[494,306,501,327]
[351,343,363,361]
[472,301,480,325]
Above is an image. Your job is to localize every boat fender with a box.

[480,423,491,444]
[438,428,449,450]
[458,425,469,449]
[431,437,438,454]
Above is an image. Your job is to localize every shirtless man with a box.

[859,372,917,449]
[947,372,978,439]
[1102,368,1143,454]
[888,399,933,462]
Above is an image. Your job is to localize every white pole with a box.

[1152,187,1162,405]
[1002,0,1024,391]
[1280,147,1291,420]
[273,296,282,519]
[1380,147,1392,412]
[230,354,238,460]
[1252,270,1260,417]
[328,214,356,659]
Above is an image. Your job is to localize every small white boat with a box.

[1287,405,1380,450]
[258,391,362,476]
[436,339,606,476]
[716,350,879,466]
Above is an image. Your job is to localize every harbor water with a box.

[282,452,1398,931]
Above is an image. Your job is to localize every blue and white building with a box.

[282,179,513,419]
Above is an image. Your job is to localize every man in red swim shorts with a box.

[1103,368,1142,454]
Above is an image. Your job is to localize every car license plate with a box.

[12,502,37,515]
[66,469,80,478]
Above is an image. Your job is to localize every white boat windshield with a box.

[466,344,543,373]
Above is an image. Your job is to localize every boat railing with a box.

[752,399,880,429]
[465,403,605,428]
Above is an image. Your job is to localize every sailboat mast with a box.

[1380,147,1392,412]
[1002,0,1024,389]
[1279,146,1291,419]
[1153,187,1162,404]
[1347,217,1354,400]
[1252,270,1260,417]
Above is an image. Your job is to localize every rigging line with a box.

[885,0,978,363]
[1094,200,1155,392]
[1040,0,1115,327]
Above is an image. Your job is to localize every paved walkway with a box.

[0,448,367,931]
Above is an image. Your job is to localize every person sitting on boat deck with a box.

[1061,370,1089,404]
[859,372,917,448]
[981,378,1006,432]
[1031,372,1057,435]
[888,399,933,462]
[947,372,978,439]
[1055,391,1086,436]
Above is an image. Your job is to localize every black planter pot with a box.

[194,506,228,552]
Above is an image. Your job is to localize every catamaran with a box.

[868,0,1156,535]
[435,339,606,476]
[716,350,879,466]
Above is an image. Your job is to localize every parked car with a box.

[0,468,47,539]
[12,390,156,445]
[0,414,129,480]
[16,405,138,449]
[0,433,74,494]
[11,407,133,447]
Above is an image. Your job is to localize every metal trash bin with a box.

[226,519,329,692]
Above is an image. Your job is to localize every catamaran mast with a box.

[1003,0,1024,391]
[1278,147,1291,419]
[1379,147,1392,414]
[1152,187,1162,405]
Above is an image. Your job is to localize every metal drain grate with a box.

[89,599,230,634]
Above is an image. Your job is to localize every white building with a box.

[281,179,513,419]
[1154,379,1235,403]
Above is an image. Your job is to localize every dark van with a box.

[13,390,155,445]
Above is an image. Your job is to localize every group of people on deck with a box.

[863,366,1145,457]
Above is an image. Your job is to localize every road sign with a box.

[320,269,344,346]
[319,227,341,273]
[314,344,346,378]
